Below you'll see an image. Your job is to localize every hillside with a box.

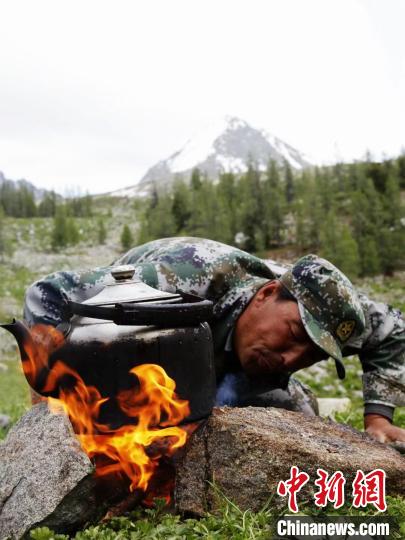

[1,155,404,346]
[0,196,137,351]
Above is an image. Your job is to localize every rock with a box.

[0,414,10,429]
[175,407,405,516]
[317,398,351,417]
[0,402,97,539]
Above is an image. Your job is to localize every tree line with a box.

[136,155,405,278]
[0,182,93,219]
[1,156,404,277]
[0,180,132,254]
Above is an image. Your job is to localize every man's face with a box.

[234,280,327,377]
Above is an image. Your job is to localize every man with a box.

[24,237,405,444]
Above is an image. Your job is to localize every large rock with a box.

[175,407,405,516]
[0,403,97,539]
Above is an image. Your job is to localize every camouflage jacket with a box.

[24,237,405,419]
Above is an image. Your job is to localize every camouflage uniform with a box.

[23,237,405,420]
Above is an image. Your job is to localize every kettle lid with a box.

[83,265,182,306]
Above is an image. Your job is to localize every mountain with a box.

[110,116,312,197]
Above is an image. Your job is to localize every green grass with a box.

[27,493,405,540]
[0,263,38,305]
[0,359,31,440]
[30,497,275,540]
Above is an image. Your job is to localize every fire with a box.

[19,323,64,388]
[21,325,191,497]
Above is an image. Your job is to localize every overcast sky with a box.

[0,0,404,194]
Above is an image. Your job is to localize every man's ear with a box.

[254,280,282,304]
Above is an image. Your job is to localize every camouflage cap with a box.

[279,254,366,379]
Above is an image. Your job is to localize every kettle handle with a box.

[65,296,213,326]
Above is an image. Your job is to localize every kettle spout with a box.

[0,319,36,364]
[0,319,53,393]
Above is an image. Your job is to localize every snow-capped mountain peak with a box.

[169,116,247,174]
[108,116,312,197]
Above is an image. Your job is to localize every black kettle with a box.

[1,265,216,426]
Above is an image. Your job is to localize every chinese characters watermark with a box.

[277,466,386,513]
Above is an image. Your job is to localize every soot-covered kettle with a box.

[1,265,216,426]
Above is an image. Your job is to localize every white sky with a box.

[0,0,404,194]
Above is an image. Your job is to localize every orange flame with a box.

[21,324,64,387]
[22,325,191,496]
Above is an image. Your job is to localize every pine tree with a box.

[198,180,223,241]
[335,225,361,278]
[320,213,360,279]
[379,227,403,276]
[396,152,405,189]
[0,182,37,217]
[294,200,308,251]
[190,168,202,191]
[66,218,80,244]
[264,160,285,247]
[291,171,323,251]
[307,193,324,251]
[359,235,381,276]
[315,166,334,212]
[238,163,264,251]
[18,187,37,217]
[51,207,68,250]
[377,171,404,274]
[171,180,191,233]
[121,224,134,251]
[319,210,339,261]
[97,219,107,244]
[83,193,93,217]
[216,173,238,245]
[38,191,57,217]
[382,172,402,226]
[187,174,206,237]
[0,207,6,260]
[284,160,295,204]
[350,172,384,275]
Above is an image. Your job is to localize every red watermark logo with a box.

[277,466,310,513]
[277,466,386,513]
[352,469,387,512]
[314,468,346,509]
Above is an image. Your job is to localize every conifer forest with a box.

[136,155,405,279]
[1,155,404,281]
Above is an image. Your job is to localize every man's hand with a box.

[365,414,405,443]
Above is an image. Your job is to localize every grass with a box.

[0,359,31,439]
[27,494,405,540]
[30,497,276,540]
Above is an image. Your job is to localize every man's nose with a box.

[282,345,307,369]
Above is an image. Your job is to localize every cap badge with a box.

[336,320,355,342]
